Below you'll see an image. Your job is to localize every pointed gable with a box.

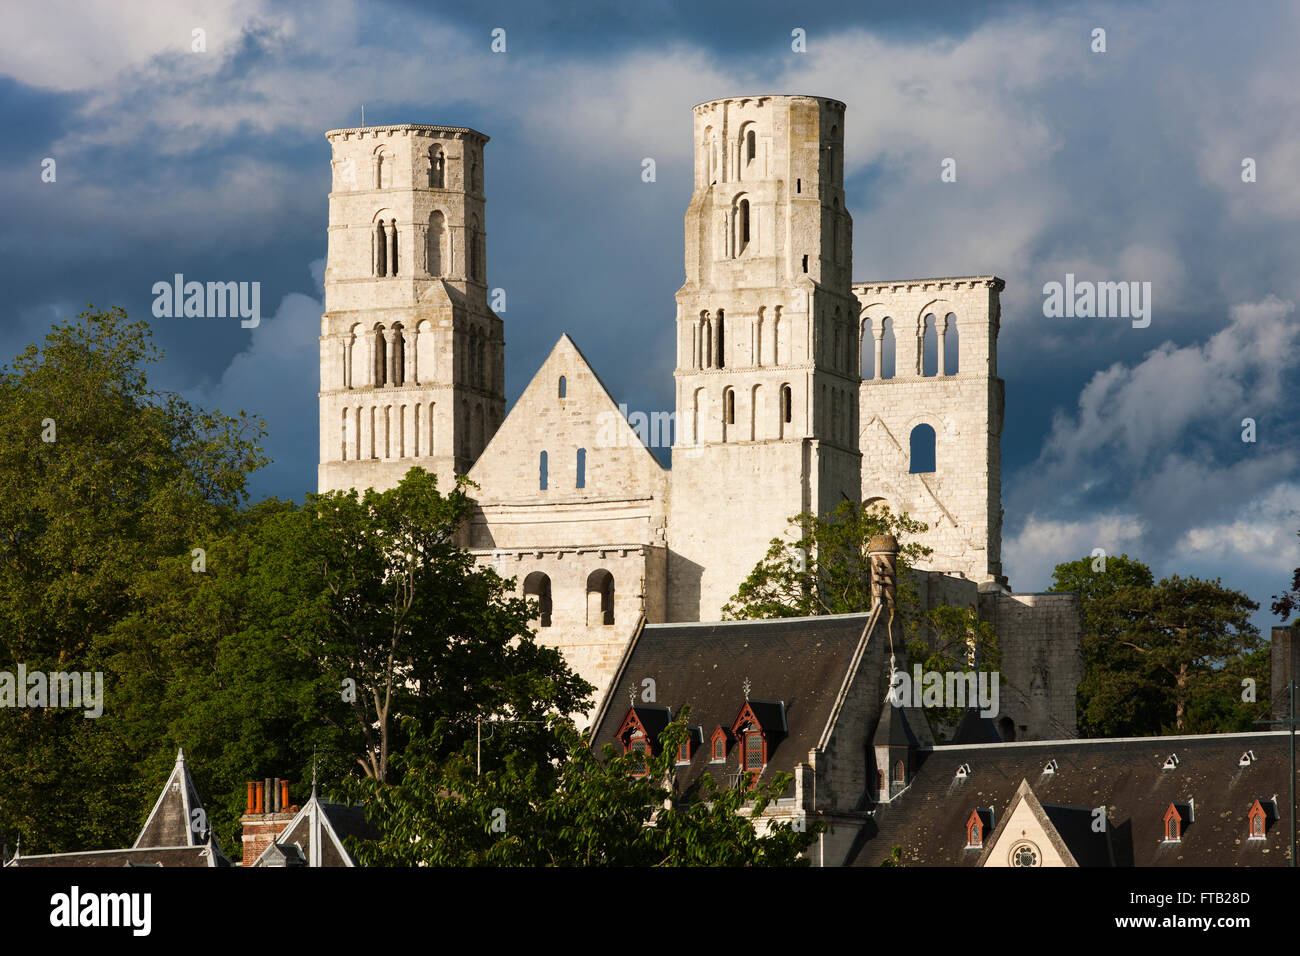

[134,749,207,849]
[467,334,666,505]
[251,786,378,868]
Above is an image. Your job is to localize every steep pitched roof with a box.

[468,333,666,498]
[134,749,208,849]
[851,730,1297,866]
[7,749,231,867]
[590,613,874,798]
[874,704,919,749]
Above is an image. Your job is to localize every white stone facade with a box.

[317,97,1081,737]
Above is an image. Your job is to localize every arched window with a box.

[894,759,905,783]
[389,220,399,276]
[374,221,388,277]
[340,408,348,461]
[746,128,756,163]
[558,375,567,399]
[754,307,765,367]
[539,450,548,491]
[576,447,586,488]
[372,327,387,387]
[738,199,750,253]
[586,569,614,626]
[909,424,936,474]
[922,314,939,376]
[943,312,959,375]
[861,318,874,379]
[427,211,445,276]
[716,310,725,369]
[725,388,735,425]
[781,384,792,424]
[880,317,896,379]
[428,145,445,188]
[523,571,552,627]
[376,150,393,189]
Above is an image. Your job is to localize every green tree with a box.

[110,467,594,856]
[722,500,931,620]
[1050,556,1264,735]
[0,306,266,853]
[347,709,820,866]
[1049,554,1160,737]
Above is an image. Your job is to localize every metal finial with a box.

[743,677,751,700]
[629,685,637,707]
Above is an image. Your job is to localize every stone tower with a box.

[666,95,862,621]
[853,276,1006,586]
[318,124,504,494]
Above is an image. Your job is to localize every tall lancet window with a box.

[428,145,445,188]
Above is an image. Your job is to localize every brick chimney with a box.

[240,778,299,866]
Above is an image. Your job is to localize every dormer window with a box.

[893,759,905,783]
[1239,750,1255,767]
[676,731,697,765]
[710,726,728,762]
[1163,804,1182,842]
[965,809,984,848]
[617,706,670,778]
[955,763,971,780]
[1162,753,1179,770]
[1248,799,1270,839]
[730,699,786,788]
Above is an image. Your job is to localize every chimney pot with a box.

[246,781,255,814]
[280,779,290,812]
[254,781,264,814]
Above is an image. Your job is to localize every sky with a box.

[2,0,1297,635]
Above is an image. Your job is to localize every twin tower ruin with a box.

[317,95,1081,739]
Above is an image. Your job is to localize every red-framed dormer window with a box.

[676,736,692,765]
[1163,804,1182,842]
[894,759,905,783]
[1248,800,1267,840]
[965,809,984,848]
[743,731,764,772]
[710,726,728,762]
[617,707,657,777]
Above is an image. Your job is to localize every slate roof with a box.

[850,730,1298,866]
[7,749,231,867]
[7,845,224,868]
[874,704,920,749]
[134,748,208,849]
[590,612,874,798]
